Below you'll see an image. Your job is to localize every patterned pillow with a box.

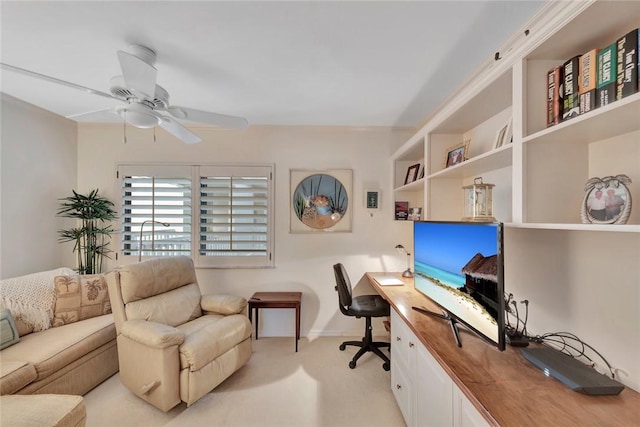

[52,275,112,327]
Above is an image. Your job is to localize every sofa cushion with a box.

[52,275,111,327]
[0,394,86,427]
[0,267,75,333]
[0,360,37,395]
[177,314,252,371]
[0,314,115,382]
[0,308,20,349]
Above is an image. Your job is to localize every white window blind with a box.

[198,166,271,267]
[116,164,273,268]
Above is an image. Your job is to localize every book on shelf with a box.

[616,28,639,100]
[547,65,563,127]
[562,55,581,120]
[395,201,409,220]
[579,49,599,114]
[597,43,617,107]
[408,207,422,221]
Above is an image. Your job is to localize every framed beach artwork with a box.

[290,169,352,233]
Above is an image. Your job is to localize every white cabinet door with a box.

[453,385,490,427]
[415,343,453,427]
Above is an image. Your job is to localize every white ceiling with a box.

[0,1,544,128]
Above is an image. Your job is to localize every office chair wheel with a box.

[383,361,390,371]
[349,360,357,369]
[339,343,346,351]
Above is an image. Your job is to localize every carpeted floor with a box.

[83,336,405,427]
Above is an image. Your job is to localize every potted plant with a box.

[57,189,117,274]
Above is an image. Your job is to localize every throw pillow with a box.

[52,275,112,327]
[0,267,76,333]
[0,308,20,349]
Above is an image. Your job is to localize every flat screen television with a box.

[413,221,505,351]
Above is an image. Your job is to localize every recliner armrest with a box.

[200,294,247,315]
[120,319,185,349]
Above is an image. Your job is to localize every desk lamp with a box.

[395,244,413,278]
[139,220,170,262]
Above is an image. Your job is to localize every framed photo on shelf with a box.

[494,119,513,149]
[404,163,421,185]
[395,201,409,220]
[445,140,469,168]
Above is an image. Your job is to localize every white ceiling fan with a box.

[1,45,248,144]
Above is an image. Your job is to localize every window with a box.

[117,164,274,268]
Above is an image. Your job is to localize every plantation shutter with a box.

[118,165,193,258]
[197,165,273,268]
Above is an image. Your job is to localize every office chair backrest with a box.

[333,263,353,310]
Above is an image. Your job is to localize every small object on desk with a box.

[247,291,302,352]
[373,275,404,286]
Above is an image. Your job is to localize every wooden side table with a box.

[248,291,302,352]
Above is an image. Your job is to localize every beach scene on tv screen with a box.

[414,222,500,344]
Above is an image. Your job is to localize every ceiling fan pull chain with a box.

[123,111,127,144]
[153,127,156,143]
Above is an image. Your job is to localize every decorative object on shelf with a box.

[138,220,170,262]
[408,207,422,221]
[395,244,413,278]
[494,119,513,149]
[395,201,409,220]
[290,169,352,233]
[581,174,632,225]
[462,177,496,222]
[57,189,117,274]
[365,189,380,217]
[418,164,425,179]
[404,163,421,185]
[445,140,469,168]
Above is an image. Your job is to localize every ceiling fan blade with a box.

[66,108,119,122]
[0,63,118,101]
[117,50,157,99]
[159,115,202,144]
[168,106,249,129]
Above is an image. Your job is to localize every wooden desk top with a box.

[248,292,301,305]
[366,273,640,426]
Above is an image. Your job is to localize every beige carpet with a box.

[84,336,405,427]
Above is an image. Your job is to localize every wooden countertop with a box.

[365,273,640,426]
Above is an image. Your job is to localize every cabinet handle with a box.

[396,384,402,390]
[409,342,415,348]
[396,336,401,342]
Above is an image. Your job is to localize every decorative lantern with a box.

[462,177,495,222]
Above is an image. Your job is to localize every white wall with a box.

[77,124,415,338]
[505,228,640,391]
[0,94,77,278]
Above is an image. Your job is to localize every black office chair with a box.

[333,263,391,371]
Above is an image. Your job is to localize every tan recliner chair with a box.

[106,256,252,412]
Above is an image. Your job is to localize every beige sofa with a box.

[0,268,118,396]
[106,256,252,412]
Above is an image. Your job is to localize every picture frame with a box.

[404,163,421,185]
[290,169,352,233]
[580,175,632,225]
[445,140,470,168]
[365,189,380,210]
[494,119,513,149]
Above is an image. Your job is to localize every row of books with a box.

[547,27,639,127]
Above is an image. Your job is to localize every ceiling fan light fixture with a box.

[116,104,161,129]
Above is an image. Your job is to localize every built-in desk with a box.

[366,273,640,426]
